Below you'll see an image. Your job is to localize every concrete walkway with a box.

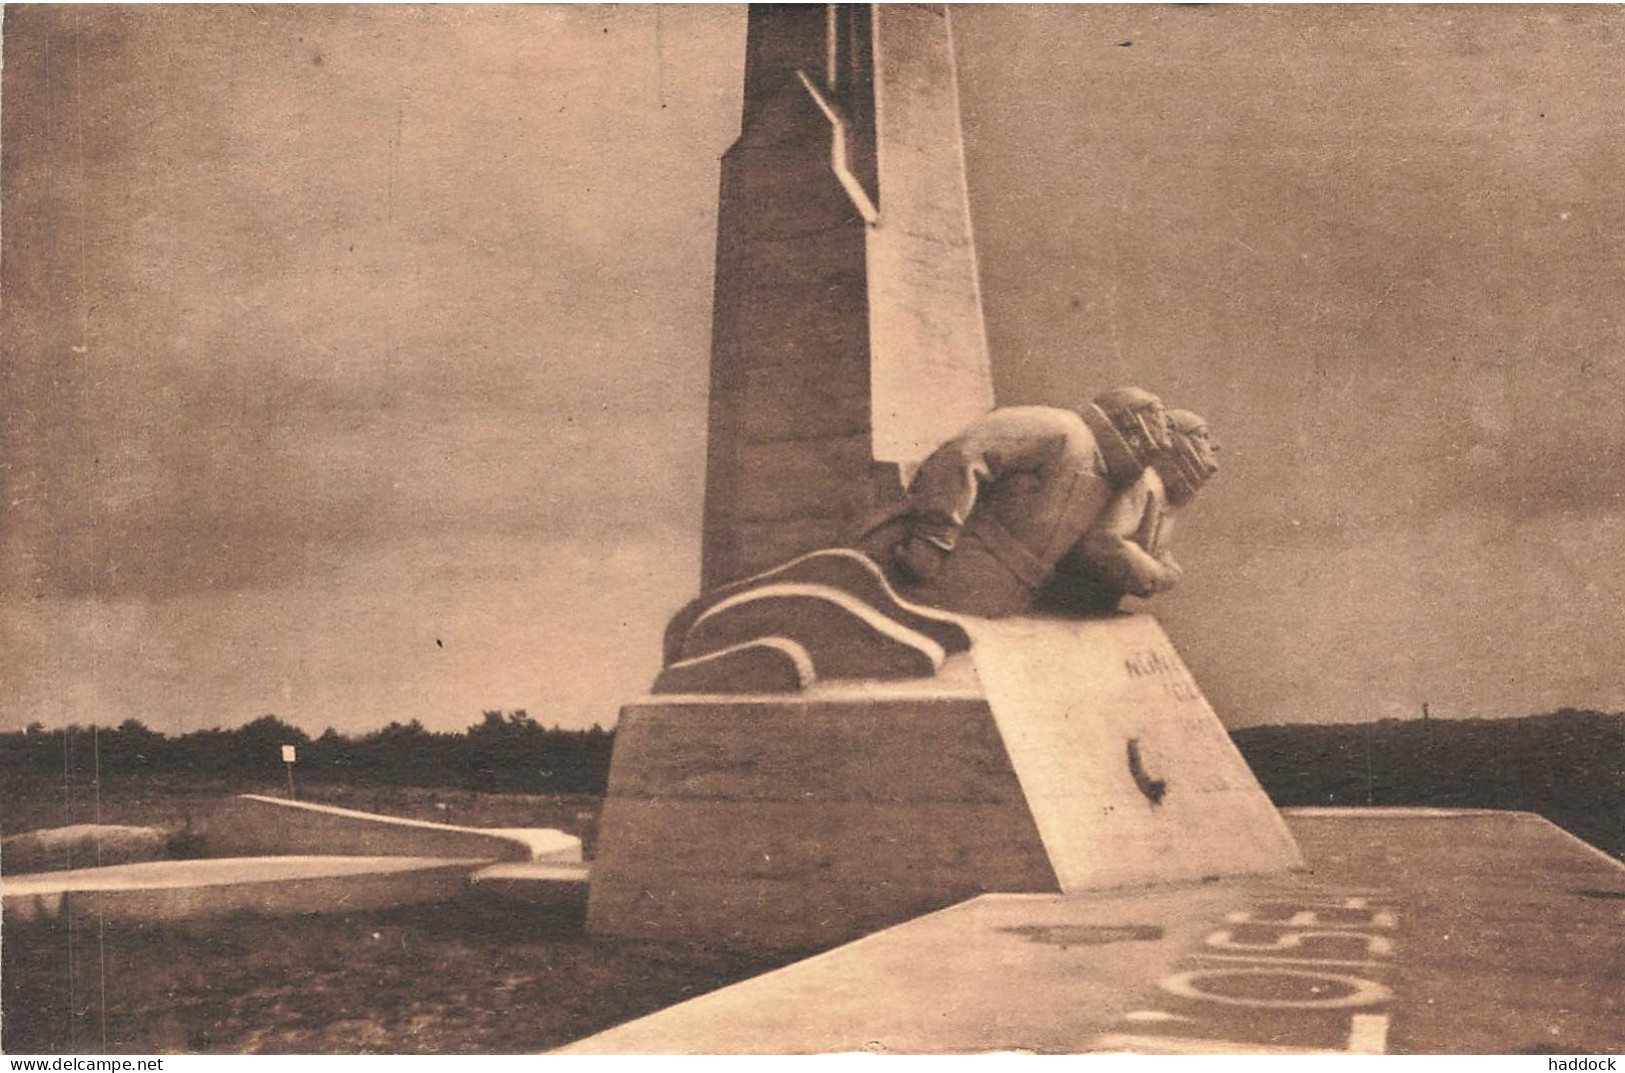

[562,808,1623,1054]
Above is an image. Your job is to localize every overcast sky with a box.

[4,5,1623,735]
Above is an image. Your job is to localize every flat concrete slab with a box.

[3,855,490,923]
[468,861,592,904]
[562,809,1623,1054]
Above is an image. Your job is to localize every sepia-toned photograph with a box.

[2,3,1621,1056]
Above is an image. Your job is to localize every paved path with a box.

[562,808,1623,1054]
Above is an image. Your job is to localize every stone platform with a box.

[588,614,1300,950]
[563,809,1624,1054]
[0,797,589,926]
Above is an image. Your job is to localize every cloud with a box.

[2,530,702,734]
[1159,507,1625,726]
[4,6,735,605]
[8,6,1624,736]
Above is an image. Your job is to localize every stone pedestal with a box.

[965,614,1303,890]
[587,614,1301,950]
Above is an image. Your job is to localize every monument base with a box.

[587,614,1300,950]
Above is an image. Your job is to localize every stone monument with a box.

[587,3,1301,952]
[700,3,995,590]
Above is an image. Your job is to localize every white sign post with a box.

[281,744,297,798]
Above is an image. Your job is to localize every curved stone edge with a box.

[683,582,946,680]
[197,795,582,864]
[663,548,971,666]
[653,637,816,694]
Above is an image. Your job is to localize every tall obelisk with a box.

[700,4,995,590]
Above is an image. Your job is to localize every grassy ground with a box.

[1,777,803,1054]
[2,896,804,1054]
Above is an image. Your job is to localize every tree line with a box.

[4,707,1617,857]
[1,711,615,796]
[1231,707,1622,858]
